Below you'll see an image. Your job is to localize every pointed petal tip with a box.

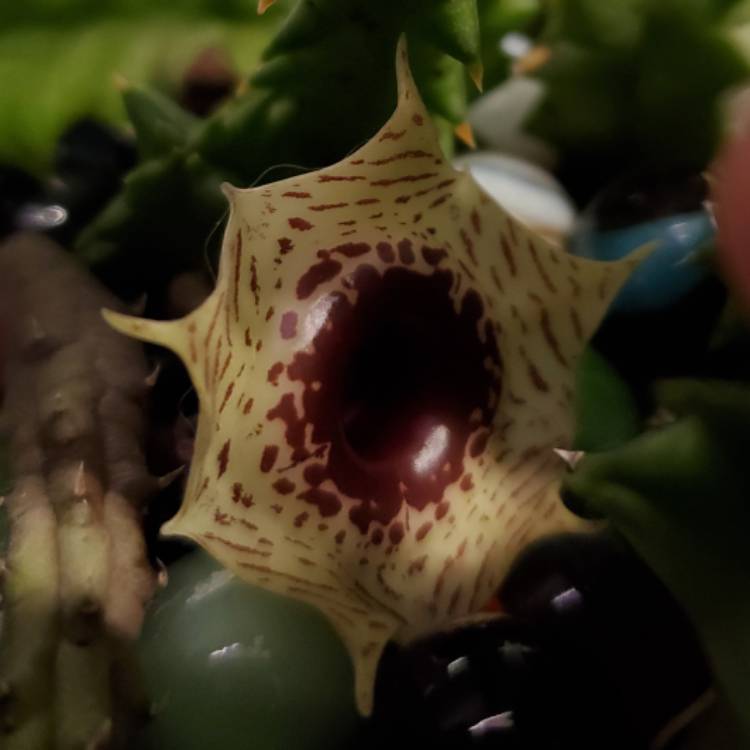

[161,517,183,538]
[101,307,138,336]
[355,684,374,717]
[394,35,416,100]
[161,509,198,541]
[396,33,409,61]
[328,614,397,717]
[257,0,276,13]
[352,640,388,717]
[221,182,238,200]
[102,308,185,352]
[630,239,659,266]
[392,35,432,130]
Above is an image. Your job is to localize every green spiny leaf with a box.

[573,347,641,452]
[525,0,750,194]
[419,0,481,64]
[562,379,750,739]
[476,0,541,91]
[0,9,280,174]
[262,0,340,57]
[122,83,200,160]
[76,149,227,292]
[76,0,482,293]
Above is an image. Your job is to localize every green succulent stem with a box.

[75,0,482,296]
[0,476,58,747]
[0,233,157,749]
[562,378,750,741]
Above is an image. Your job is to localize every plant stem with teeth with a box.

[0,233,158,749]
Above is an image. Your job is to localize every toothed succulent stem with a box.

[0,233,158,749]
[75,1,485,293]
[0,476,58,748]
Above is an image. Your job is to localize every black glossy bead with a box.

[54,118,136,181]
[356,535,712,750]
[358,614,652,750]
[359,618,541,749]
[579,168,708,233]
[500,533,712,747]
[43,119,137,242]
[0,164,42,239]
[574,166,724,391]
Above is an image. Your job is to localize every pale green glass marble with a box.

[137,549,360,750]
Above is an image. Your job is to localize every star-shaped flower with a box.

[106,40,644,714]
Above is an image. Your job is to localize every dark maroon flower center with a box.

[270,259,502,535]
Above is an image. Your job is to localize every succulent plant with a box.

[105,41,646,715]
[562,377,750,741]
[75,0,484,296]
[0,233,159,749]
[525,0,750,199]
[0,1,282,174]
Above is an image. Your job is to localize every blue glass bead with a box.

[571,170,714,313]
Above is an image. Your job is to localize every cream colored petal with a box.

[106,37,647,715]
